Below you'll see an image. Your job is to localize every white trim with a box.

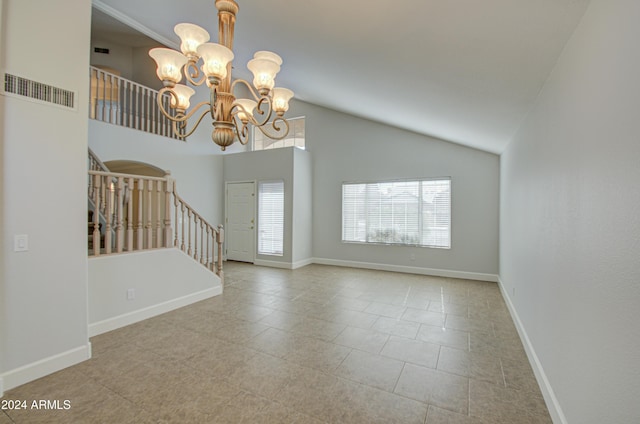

[497,276,567,424]
[91,0,179,50]
[0,343,91,394]
[252,257,313,270]
[312,257,498,282]
[88,286,221,337]
[292,258,314,269]
[254,259,293,269]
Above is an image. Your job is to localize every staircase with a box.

[87,148,224,281]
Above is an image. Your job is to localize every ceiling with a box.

[92,0,591,154]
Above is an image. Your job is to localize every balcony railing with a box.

[89,66,180,139]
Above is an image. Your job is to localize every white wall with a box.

[499,1,640,423]
[0,0,92,393]
[223,148,300,266]
[292,148,313,266]
[89,121,224,229]
[88,249,221,336]
[287,100,500,280]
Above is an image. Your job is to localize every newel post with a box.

[216,224,224,284]
[164,172,174,248]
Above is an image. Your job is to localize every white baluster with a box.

[136,178,144,250]
[127,177,134,251]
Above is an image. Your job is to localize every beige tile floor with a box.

[1,262,552,423]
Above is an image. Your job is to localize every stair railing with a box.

[87,167,224,280]
[173,191,225,279]
[89,66,180,140]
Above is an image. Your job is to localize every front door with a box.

[226,182,256,262]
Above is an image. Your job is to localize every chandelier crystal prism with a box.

[148,0,294,150]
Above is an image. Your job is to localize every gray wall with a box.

[292,148,313,265]
[223,147,313,267]
[499,1,640,423]
[287,100,500,279]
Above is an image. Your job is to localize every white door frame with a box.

[225,181,256,263]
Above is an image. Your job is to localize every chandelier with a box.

[148,0,294,150]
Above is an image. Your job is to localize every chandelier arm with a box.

[236,120,250,145]
[254,116,290,141]
[252,96,276,127]
[230,78,262,102]
[184,61,207,86]
[229,79,276,126]
[172,120,188,140]
[156,88,212,123]
[175,109,212,139]
[229,113,251,145]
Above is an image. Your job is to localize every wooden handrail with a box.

[89,66,180,140]
[87,157,223,281]
[88,148,110,172]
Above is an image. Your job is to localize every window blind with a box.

[258,180,285,255]
[342,178,451,248]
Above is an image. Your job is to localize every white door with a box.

[226,182,256,262]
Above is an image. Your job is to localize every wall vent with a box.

[3,73,75,109]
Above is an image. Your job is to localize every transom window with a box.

[342,178,451,248]
[253,116,305,151]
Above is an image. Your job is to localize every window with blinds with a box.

[258,180,285,255]
[342,178,451,248]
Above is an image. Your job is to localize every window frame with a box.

[341,177,452,249]
[257,180,285,256]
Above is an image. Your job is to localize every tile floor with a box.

[1,262,552,423]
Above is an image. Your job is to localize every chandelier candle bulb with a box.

[272,87,294,115]
[170,84,196,110]
[149,48,188,87]
[174,23,210,59]
[247,51,282,95]
[148,0,294,150]
[233,98,257,122]
[197,43,234,84]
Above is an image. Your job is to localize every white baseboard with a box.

[254,259,292,269]
[253,258,314,270]
[0,343,91,396]
[497,276,567,424]
[292,258,315,269]
[312,257,498,282]
[88,286,221,337]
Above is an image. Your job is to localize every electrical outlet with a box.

[14,234,29,252]
[127,289,135,300]
[410,253,416,261]
[512,287,516,297]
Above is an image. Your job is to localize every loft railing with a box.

[87,156,223,280]
[89,66,180,140]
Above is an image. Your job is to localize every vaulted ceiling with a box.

[92,0,591,154]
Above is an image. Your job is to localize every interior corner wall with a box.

[223,148,296,266]
[1,0,92,393]
[286,100,499,280]
[499,1,640,423]
[291,148,313,266]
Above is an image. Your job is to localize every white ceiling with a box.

[92,0,591,154]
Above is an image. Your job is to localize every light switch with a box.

[14,234,29,252]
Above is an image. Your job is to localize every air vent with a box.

[3,73,75,109]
